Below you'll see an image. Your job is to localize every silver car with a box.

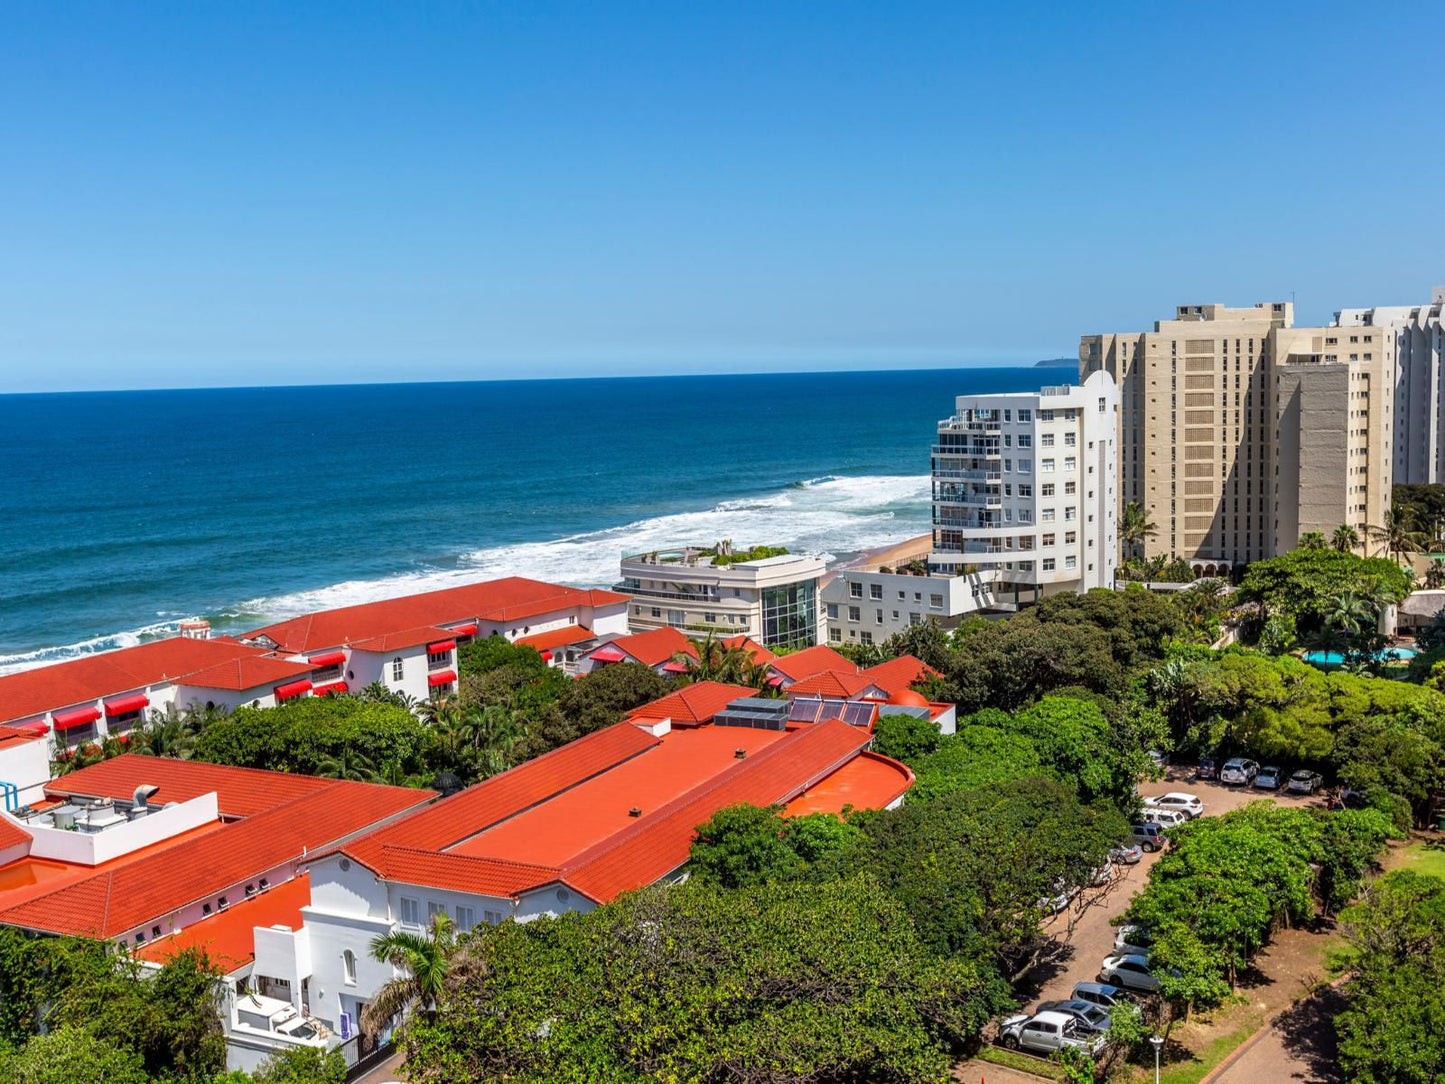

[999,1010,1107,1056]
[1220,757,1259,785]
[1099,953,1163,993]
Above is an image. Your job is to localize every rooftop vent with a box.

[628,806,642,818]
[133,784,159,811]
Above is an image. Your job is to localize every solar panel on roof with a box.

[841,701,875,727]
[787,699,823,723]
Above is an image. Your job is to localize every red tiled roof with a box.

[174,655,317,692]
[46,755,332,819]
[720,635,777,666]
[627,682,756,726]
[378,846,561,899]
[0,815,31,854]
[0,726,43,751]
[335,723,660,872]
[515,626,597,651]
[0,779,432,938]
[767,645,855,682]
[858,655,940,697]
[245,578,630,654]
[786,669,875,699]
[0,637,297,725]
[132,873,312,972]
[588,627,697,668]
[349,626,455,653]
[784,751,915,817]
[562,719,873,902]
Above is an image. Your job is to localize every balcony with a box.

[932,443,1001,459]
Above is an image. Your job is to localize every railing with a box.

[932,469,1002,482]
[932,444,1001,458]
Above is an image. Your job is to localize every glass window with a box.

[760,580,818,648]
[1042,558,1056,571]
[848,606,861,622]
[391,657,404,682]
[455,906,476,931]
[399,897,420,926]
[826,603,838,619]
[1041,483,1054,497]
[1041,459,1055,472]
[869,583,883,600]
[850,582,863,598]
[343,949,357,984]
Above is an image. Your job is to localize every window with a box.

[1065,555,1077,569]
[850,582,863,598]
[428,901,447,920]
[848,606,861,622]
[1065,481,1077,495]
[427,649,450,669]
[1042,458,1055,472]
[1041,483,1054,497]
[455,906,476,932]
[400,897,420,926]
[704,612,716,623]
[1064,456,1077,471]
[1065,530,1077,544]
[667,609,684,625]
[909,612,923,625]
[1040,433,1054,447]
[484,909,504,925]
[826,603,838,619]
[875,609,883,624]
[1018,459,1032,473]
[1065,506,1077,521]
[860,631,873,645]
[1018,409,1032,422]
[1066,432,1077,446]
[1041,533,1055,546]
[869,583,883,600]
[1039,409,1054,421]
[343,949,357,984]
[1018,435,1032,448]
[1019,484,1032,497]
[829,625,842,643]
[650,607,661,618]
[391,657,404,682]
[929,594,943,608]
[1042,558,1056,571]
[1041,508,1055,522]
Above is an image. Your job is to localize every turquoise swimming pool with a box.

[1302,646,1418,666]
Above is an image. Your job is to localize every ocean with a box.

[0,365,1073,672]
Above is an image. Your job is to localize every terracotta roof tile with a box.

[627,682,756,726]
[720,635,777,666]
[245,578,629,654]
[515,626,597,651]
[767,645,855,683]
[132,873,313,972]
[588,627,697,667]
[45,755,331,818]
[174,655,317,692]
[348,626,455,653]
[378,846,561,899]
[786,669,875,699]
[858,655,940,697]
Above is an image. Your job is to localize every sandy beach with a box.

[839,533,933,571]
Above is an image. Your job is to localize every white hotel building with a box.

[930,369,1119,603]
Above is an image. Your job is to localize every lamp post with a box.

[1150,1034,1164,1083]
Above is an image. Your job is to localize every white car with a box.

[1144,792,1204,818]
[1142,808,1188,828]
[1099,953,1163,993]
[999,1010,1107,1057]
[1114,924,1152,955]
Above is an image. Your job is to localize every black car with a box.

[1195,755,1218,781]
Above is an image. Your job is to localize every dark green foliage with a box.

[401,877,1011,1084]
[251,1047,348,1083]
[0,1026,148,1084]
[457,633,550,677]
[871,711,944,763]
[523,661,671,756]
[907,723,1044,801]
[688,804,862,888]
[193,695,434,779]
[1235,548,1412,636]
[1335,871,1445,1084]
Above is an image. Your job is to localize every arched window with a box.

[343,949,356,985]
[391,657,404,682]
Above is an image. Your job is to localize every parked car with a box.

[1144,792,1205,818]
[1130,823,1166,852]
[1147,749,1170,770]
[1036,999,1112,1033]
[1111,842,1144,865]
[1254,765,1284,790]
[1089,858,1115,886]
[999,1010,1107,1057]
[1039,881,1079,915]
[1195,755,1219,781]
[1287,769,1324,795]
[1099,953,1163,993]
[1072,981,1139,1010]
[1114,924,1152,955]
[1220,757,1260,785]
[1142,808,1188,828]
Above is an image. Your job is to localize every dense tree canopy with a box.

[1235,548,1412,634]
[402,877,1011,1084]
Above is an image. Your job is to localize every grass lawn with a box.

[973,1045,1066,1081]
[1393,840,1445,881]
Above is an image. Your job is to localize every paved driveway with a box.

[1021,772,1321,1009]
[1211,984,1344,1084]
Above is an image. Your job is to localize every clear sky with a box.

[1,1,1440,392]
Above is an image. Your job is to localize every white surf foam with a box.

[0,474,932,674]
[0,619,188,677]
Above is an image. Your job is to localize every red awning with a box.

[308,650,346,667]
[590,646,627,663]
[451,623,478,636]
[275,679,313,701]
[53,706,101,730]
[15,721,50,736]
[427,669,457,687]
[103,692,150,716]
[661,661,690,674]
[766,674,785,687]
[313,681,349,697]
[427,639,456,654]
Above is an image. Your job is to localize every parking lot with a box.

[1021,768,1321,1013]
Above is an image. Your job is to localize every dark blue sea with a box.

[0,366,1072,669]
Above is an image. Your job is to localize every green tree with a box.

[1119,500,1158,561]
[402,877,1011,1084]
[689,802,799,888]
[362,912,459,1039]
[0,1026,148,1084]
[524,660,670,756]
[1236,548,1411,638]
[252,1046,348,1083]
[1332,523,1361,553]
[1299,530,1329,550]
[1335,871,1445,1084]
[871,712,944,764]
[1368,504,1427,564]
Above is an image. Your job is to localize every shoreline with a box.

[838,533,933,572]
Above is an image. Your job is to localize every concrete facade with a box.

[1081,299,1396,569]
[822,566,995,646]
[930,370,1119,599]
[618,550,826,647]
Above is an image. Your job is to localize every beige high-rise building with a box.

[1081,301,1393,571]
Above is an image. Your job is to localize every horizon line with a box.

[0,358,1079,399]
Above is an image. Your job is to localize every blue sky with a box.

[1,1,1439,392]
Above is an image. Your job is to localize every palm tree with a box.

[1298,530,1328,551]
[677,632,755,686]
[1119,501,1158,561]
[1368,506,1426,564]
[1426,559,1445,591]
[1324,591,1379,648]
[361,912,458,1039]
[314,743,381,783]
[1331,524,1361,553]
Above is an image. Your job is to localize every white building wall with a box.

[821,568,994,646]
[0,737,53,806]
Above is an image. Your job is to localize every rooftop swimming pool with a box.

[1302,646,1418,666]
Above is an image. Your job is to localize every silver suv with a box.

[999,1010,1106,1057]
[1220,757,1259,785]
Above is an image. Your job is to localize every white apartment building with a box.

[821,558,996,647]
[618,547,826,648]
[1335,287,1445,486]
[930,370,1119,602]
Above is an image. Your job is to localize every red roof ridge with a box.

[767,645,854,681]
